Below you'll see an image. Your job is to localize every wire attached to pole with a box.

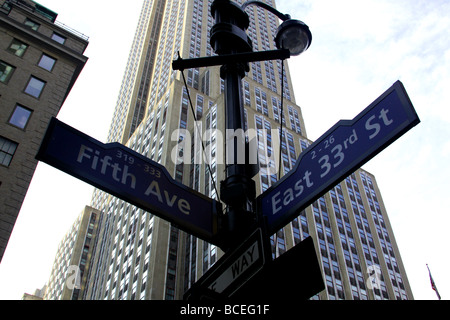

[177,53,221,203]
[278,59,286,181]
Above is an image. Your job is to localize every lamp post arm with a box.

[241,0,290,21]
[172,49,290,71]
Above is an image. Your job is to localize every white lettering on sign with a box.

[209,241,259,293]
[365,108,394,139]
[76,145,192,216]
[268,108,395,217]
[144,181,191,215]
[271,170,314,215]
[77,145,136,189]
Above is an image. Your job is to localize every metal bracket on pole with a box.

[172,49,290,71]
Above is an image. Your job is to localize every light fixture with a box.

[241,1,312,56]
[275,19,312,56]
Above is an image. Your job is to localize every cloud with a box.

[279,0,450,299]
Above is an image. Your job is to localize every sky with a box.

[0,0,449,300]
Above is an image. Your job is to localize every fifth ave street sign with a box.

[36,117,222,245]
[259,81,420,235]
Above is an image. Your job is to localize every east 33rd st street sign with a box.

[258,81,420,236]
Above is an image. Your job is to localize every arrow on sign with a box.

[258,81,420,236]
[36,117,222,245]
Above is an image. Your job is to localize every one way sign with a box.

[184,228,266,299]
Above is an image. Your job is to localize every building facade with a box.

[81,0,413,300]
[22,285,46,300]
[0,0,88,262]
[44,206,100,300]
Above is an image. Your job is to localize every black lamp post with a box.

[210,0,256,247]
[172,0,312,249]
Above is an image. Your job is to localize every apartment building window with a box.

[8,104,32,129]
[51,32,66,44]
[0,61,15,84]
[38,54,56,71]
[0,136,18,167]
[7,39,28,57]
[24,76,46,98]
[24,18,40,31]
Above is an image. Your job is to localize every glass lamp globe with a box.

[275,19,312,56]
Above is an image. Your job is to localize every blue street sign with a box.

[258,81,420,235]
[36,118,222,244]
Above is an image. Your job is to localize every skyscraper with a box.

[0,0,88,262]
[81,0,413,300]
[45,206,100,300]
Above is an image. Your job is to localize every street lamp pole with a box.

[210,0,256,247]
[172,0,312,249]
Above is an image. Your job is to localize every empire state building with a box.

[79,0,413,300]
